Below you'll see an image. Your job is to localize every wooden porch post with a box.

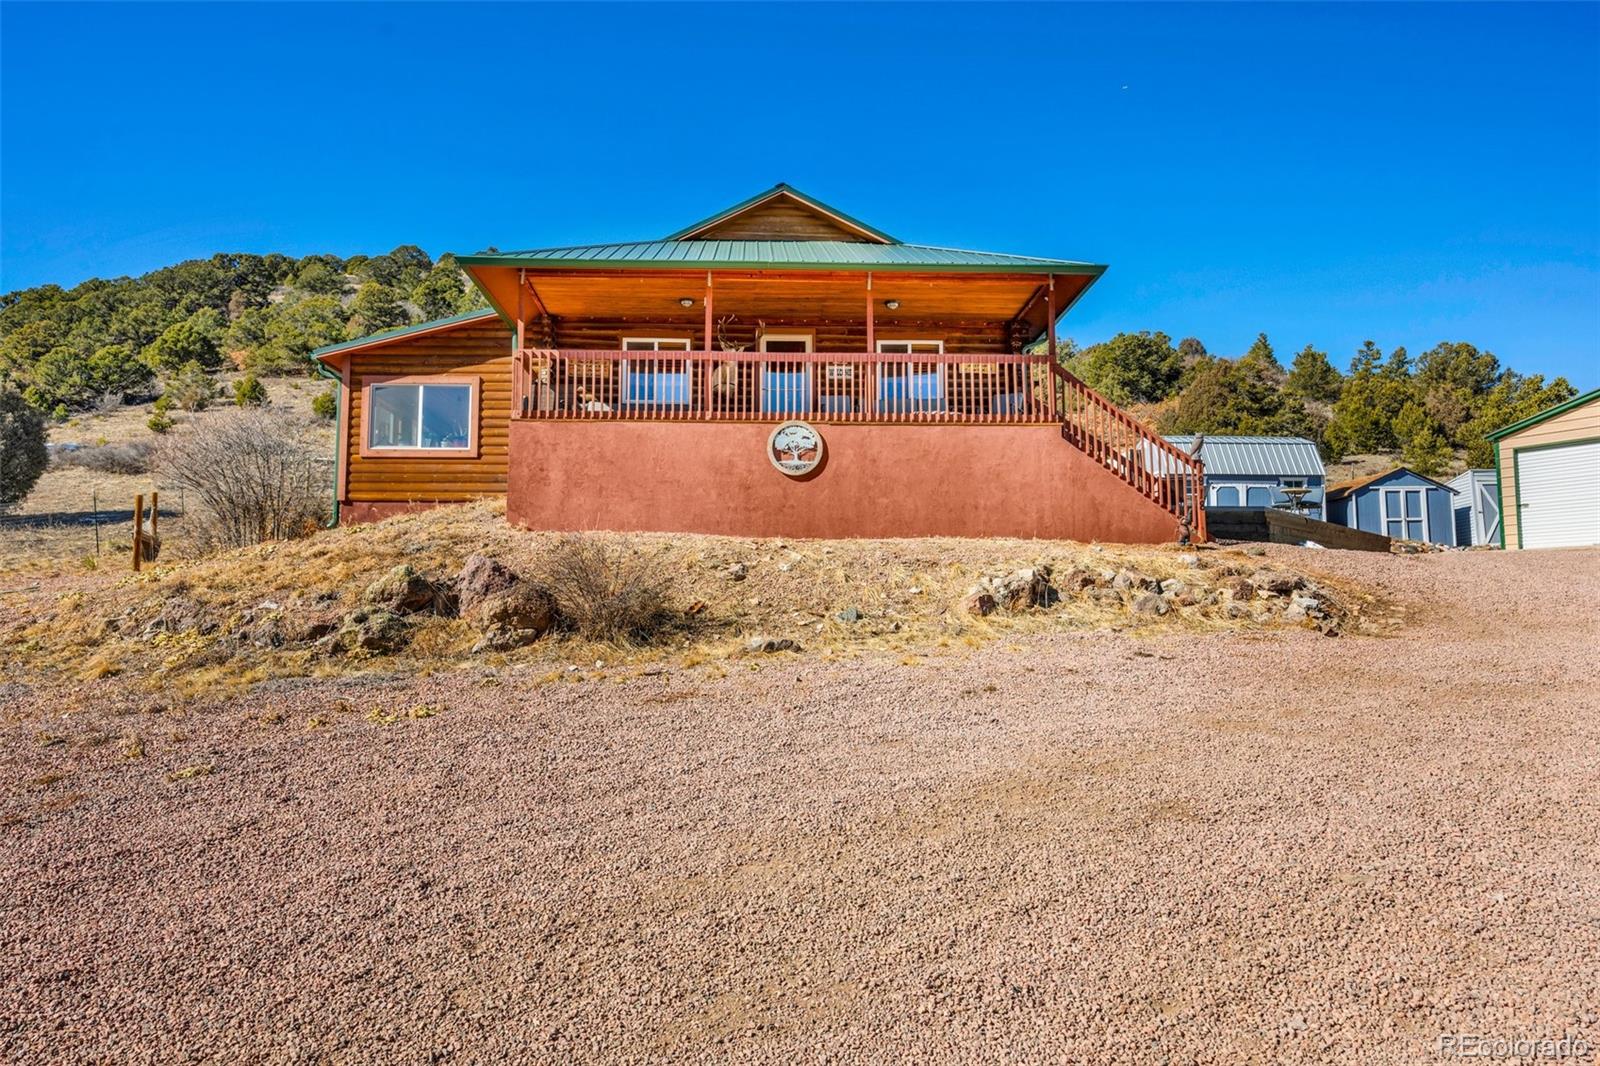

[1045,274,1058,420]
[865,271,875,351]
[515,270,527,416]
[703,271,714,413]
[865,272,876,417]
[516,269,526,351]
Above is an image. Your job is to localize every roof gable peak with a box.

[666,184,899,244]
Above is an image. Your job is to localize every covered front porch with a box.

[467,265,1094,424]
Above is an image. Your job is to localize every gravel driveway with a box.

[4,547,1598,1063]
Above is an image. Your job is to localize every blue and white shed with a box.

[1325,467,1456,546]
[1447,469,1501,547]
[1163,435,1328,519]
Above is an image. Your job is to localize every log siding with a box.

[340,317,513,507]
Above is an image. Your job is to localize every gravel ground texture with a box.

[3,545,1598,1064]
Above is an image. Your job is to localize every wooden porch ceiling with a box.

[469,267,1091,331]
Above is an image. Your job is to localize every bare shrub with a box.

[51,440,154,475]
[154,411,327,551]
[537,535,676,644]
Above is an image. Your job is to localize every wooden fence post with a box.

[132,494,143,573]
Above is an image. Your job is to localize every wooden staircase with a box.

[1051,365,1207,542]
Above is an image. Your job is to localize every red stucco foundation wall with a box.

[507,422,1182,544]
[340,500,452,525]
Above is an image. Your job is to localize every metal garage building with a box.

[1488,388,1600,550]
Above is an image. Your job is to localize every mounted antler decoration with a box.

[715,314,747,353]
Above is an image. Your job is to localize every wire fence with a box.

[0,458,335,571]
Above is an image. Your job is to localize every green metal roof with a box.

[1484,387,1600,441]
[664,183,899,243]
[308,307,502,361]
[456,240,1104,275]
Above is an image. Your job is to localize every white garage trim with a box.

[1514,437,1600,549]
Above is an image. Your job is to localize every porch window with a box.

[621,338,691,407]
[365,379,476,454]
[876,340,945,413]
[760,334,814,415]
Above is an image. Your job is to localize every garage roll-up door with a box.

[1517,441,1600,549]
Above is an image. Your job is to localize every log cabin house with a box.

[311,184,1205,543]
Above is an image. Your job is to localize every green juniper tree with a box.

[0,386,48,512]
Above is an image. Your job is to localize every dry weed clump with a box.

[153,411,326,551]
[537,535,678,645]
[50,440,154,475]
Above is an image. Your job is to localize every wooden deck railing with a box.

[511,348,1206,540]
[512,349,1059,424]
[1053,364,1207,541]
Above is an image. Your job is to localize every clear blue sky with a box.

[2,2,1596,385]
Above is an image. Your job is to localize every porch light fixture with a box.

[884,300,900,311]
[679,297,696,308]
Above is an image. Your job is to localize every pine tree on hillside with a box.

[1239,332,1283,376]
[1395,401,1452,476]
[1068,331,1183,405]
[1285,344,1342,404]
[412,256,468,321]
[345,283,412,339]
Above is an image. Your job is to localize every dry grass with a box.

[0,376,333,575]
[0,497,1393,708]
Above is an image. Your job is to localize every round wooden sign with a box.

[767,421,823,476]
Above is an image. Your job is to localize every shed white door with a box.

[1517,441,1600,549]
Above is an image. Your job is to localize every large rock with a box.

[962,590,998,616]
[746,636,802,654]
[363,564,440,615]
[470,583,557,652]
[1112,569,1156,592]
[1283,594,1324,624]
[456,555,521,617]
[969,564,1056,611]
[337,608,408,654]
[475,583,557,635]
[1060,568,1102,593]
[1131,592,1170,616]
[1249,569,1303,596]
[281,607,342,645]
[991,565,1056,609]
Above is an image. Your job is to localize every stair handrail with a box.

[1050,363,1207,542]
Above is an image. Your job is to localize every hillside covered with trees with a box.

[0,247,488,419]
[0,249,1578,477]
[1063,331,1576,473]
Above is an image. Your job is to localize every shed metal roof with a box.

[1163,435,1327,478]
[455,240,1103,275]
